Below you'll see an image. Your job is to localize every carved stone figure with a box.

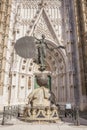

[22,77,59,121]
[27,86,51,107]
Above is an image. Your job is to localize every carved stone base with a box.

[19,106,59,122]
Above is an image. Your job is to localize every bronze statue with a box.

[34,34,50,71]
[34,34,65,71]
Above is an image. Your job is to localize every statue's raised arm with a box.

[33,34,65,71]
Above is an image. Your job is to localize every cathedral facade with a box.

[0,0,87,111]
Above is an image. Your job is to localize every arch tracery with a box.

[9,0,74,105]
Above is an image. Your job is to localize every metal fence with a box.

[1,105,19,125]
[1,104,80,125]
[58,104,80,125]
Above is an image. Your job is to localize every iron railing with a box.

[1,104,80,125]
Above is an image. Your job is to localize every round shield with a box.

[14,36,36,59]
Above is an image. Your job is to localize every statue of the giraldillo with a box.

[34,34,65,71]
[34,34,48,71]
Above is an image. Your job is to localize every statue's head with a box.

[42,34,45,39]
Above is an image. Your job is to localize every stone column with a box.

[0,0,12,97]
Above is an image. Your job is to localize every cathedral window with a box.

[29,68,31,71]
[22,75,24,78]
[22,65,25,70]
[21,86,24,89]
[30,62,33,66]
[8,86,9,90]
[28,77,31,89]
[23,60,26,63]
[14,73,16,76]
[13,85,15,88]
[17,29,20,34]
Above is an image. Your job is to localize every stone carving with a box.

[20,75,59,121]
[21,85,59,121]
[28,86,51,107]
